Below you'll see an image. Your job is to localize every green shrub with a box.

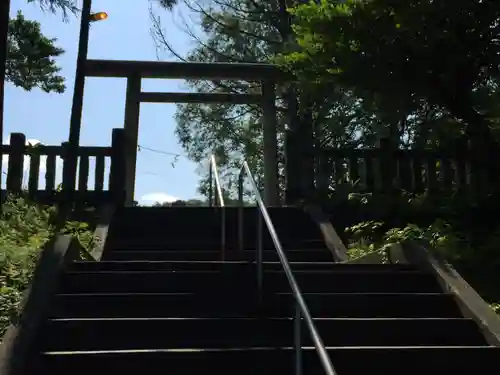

[345,218,500,315]
[0,196,94,339]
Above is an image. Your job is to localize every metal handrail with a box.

[238,160,337,375]
[208,154,226,260]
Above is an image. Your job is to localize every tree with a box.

[151,0,286,198]
[281,0,500,150]
[151,0,382,198]
[6,0,179,93]
[7,11,65,93]
[153,0,486,200]
[5,0,78,93]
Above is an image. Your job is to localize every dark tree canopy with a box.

[7,11,65,93]
[280,0,500,147]
[5,0,78,93]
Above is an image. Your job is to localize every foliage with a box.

[344,199,500,313]
[5,0,88,93]
[5,0,76,93]
[27,0,78,18]
[281,0,500,147]
[153,199,208,207]
[153,0,494,198]
[152,0,366,197]
[150,0,294,198]
[7,11,65,93]
[60,220,96,252]
[345,218,465,262]
[6,0,179,93]
[0,195,94,340]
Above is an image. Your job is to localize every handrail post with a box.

[221,207,226,261]
[295,302,303,375]
[209,161,213,207]
[209,155,226,261]
[256,208,263,302]
[238,170,244,254]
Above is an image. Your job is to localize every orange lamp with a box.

[89,12,108,22]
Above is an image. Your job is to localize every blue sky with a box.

[4,0,202,204]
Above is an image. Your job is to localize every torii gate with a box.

[74,58,287,205]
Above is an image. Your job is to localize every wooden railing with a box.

[316,138,492,198]
[1,128,126,207]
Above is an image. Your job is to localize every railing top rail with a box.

[239,160,337,375]
[210,154,225,207]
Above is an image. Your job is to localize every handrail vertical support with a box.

[209,155,225,261]
[295,303,303,375]
[220,207,226,261]
[256,208,263,302]
[238,171,244,253]
[209,162,213,207]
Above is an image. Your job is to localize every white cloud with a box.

[2,137,64,172]
[141,192,180,204]
[2,136,44,171]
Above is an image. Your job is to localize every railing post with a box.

[27,148,40,200]
[209,161,213,207]
[60,141,70,188]
[238,171,244,253]
[256,208,263,302]
[7,133,26,194]
[57,141,73,222]
[294,302,303,375]
[220,207,226,261]
[110,128,126,206]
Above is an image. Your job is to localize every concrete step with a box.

[67,261,418,273]
[56,269,442,294]
[37,346,500,374]
[100,249,336,262]
[104,239,327,252]
[40,317,487,351]
[49,292,462,319]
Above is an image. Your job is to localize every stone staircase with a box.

[28,206,500,374]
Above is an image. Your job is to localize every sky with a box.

[3,0,204,205]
